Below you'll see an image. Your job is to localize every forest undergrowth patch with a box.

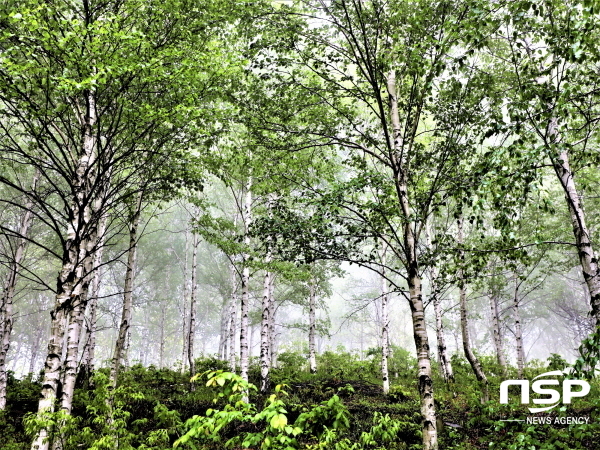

[2,352,600,449]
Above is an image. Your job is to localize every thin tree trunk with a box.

[228,263,237,372]
[308,277,317,374]
[513,274,525,379]
[159,306,166,369]
[188,232,199,376]
[218,298,229,360]
[29,323,44,375]
[425,224,453,383]
[260,270,272,392]
[268,274,276,367]
[240,179,252,384]
[387,68,437,450]
[489,293,507,376]
[0,172,37,410]
[79,214,107,386]
[457,218,488,402]
[180,229,189,374]
[109,193,143,387]
[380,250,390,395]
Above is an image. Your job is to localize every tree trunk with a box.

[260,268,272,392]
[387,69,437,449]
[228,263,237,372]
[32,90,99,450]
[29,323,44,375]
[489,293,507,376]
[268,274,276,367]
[187,232,199,376]
[513,274,525,379]
[218,298,229,360]
[308,277,317,374]
[159,306,166,369]
[380,261,390,395]
[425,223,453,383]
[240,179,252,384]
[59,300,86,417]
[109,193,143,387]
[79,214,107,386]
[0,171,37,410]
[550,142,600,324]
[180,229,189,374]
[457,219,488,402]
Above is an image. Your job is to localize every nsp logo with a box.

[500,370,590,413]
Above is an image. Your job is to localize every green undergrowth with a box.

[2,350,600,449]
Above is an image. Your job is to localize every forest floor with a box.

[3,352,600,450]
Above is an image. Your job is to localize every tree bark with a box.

[550,143,600,324]
[489,293,507,375]
[308,276,317,374]
[59,300,86,416]
[32,90,99,450]
[109,193,143,387]
[218,298,229,360]
[431,278,453,383]
[79,214,107,386]
[0,171,37,410]
[513,273,525,379]
[29,322,44,375]
[268,275,277,368]
[180,229,189,374]
[240,179,252,384]
[260,269,272,392]
[457,219,488,402]
[228,263,237,372]
[379,247,390,394]
[187,232,199,376]
[159,306,166,369]
[387,69,437,449]
[425,224,453,383]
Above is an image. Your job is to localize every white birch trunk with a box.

[0,171,37,410]
[513,274,525,378]
[159,306,166,368]
[425,223,453,383]
[29,324,44,375]
[218,300,229,360]
[32,89,99,450]
[380,257,390,395]
[80,214,107,385]
[550,144,600,323]
[228,263,237,372]
[387,69,437,449]
[240,179,252,384]
[260,269,272,392]
[58,300,86,417]
[187,232,199,375]
[308,277,317,374]
[109,193,143,386]
[457,219,488,401]
[180,229,189,374]
[489,294,507,375]
[268,274,276,367]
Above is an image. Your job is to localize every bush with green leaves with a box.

[175,370,421,450]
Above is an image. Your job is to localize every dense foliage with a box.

[1,351,599,450]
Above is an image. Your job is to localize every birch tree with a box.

[250,2,499,448]
[0,1,237,447]
[0,171,38,410]
[486,0,600,324]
